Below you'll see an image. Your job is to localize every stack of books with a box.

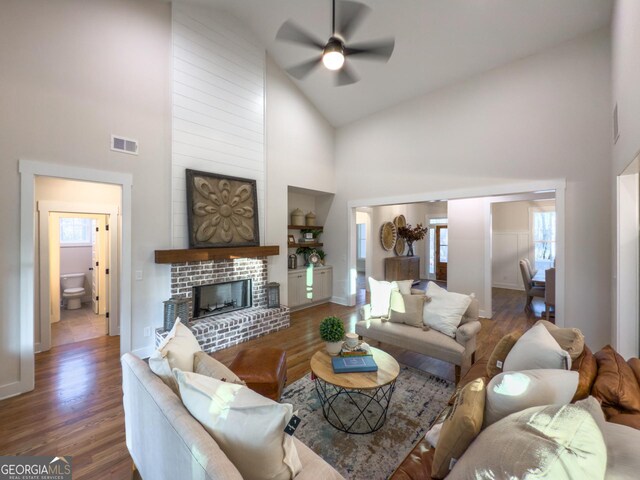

[331,355,378,373]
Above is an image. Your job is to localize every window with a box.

[356,223,366,259]
[531,209,556,271]
[60,218,94,245]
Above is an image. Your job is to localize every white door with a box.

[91,219,99,314]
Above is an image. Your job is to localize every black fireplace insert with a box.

[192,279,252,319]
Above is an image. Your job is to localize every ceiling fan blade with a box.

[337,1,371,41]
[336,62,359,86]
[286,57,323,80]
[276,20,325,50]
[344,38,395,61]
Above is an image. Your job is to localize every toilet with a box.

[61,273,86,310]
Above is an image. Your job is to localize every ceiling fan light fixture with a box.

[322,39,345,70]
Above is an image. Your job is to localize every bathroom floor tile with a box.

[51,304,108,348]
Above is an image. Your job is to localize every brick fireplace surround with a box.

[155,256,290,353]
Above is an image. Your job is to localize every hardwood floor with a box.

[0,287,542,479]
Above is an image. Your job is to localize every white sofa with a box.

[121,353,343,480]
[356,294,481,383]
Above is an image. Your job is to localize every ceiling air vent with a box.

[111,135,138,155]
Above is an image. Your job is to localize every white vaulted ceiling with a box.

[193,0,613,126]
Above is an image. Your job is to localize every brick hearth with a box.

[156,256,290,352]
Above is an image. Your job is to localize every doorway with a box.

[355,208,372,303]
[15,160,132,398]
[48,213,110,348]
[616,155,639,358]
[37,196,120,353]
[435,225,448,282]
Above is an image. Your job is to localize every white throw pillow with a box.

[448,402,607,480]
[602,418,640,480]
[175,370,302,480]
[368,277,397,318]
[504,322,572,371]
[148,318,202,394]
[423,282,472,337]
[395,279,413,295]
[484,369,579,427]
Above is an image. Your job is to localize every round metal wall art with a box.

[380,222,397,251]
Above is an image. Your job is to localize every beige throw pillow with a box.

[485,331,523,378]
[193,351,245,385]
[447,402,607,480]
[388,290,426,328]
[176,370,302,480]
[535,320,585,360]
[148,318,201,394]
[432,378,486,479]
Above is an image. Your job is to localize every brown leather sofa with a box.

[390,344,640,479]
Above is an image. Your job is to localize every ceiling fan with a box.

[275,0,395,86]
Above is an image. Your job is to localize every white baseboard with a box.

[0,380,31,401]
[492,282,524,291]
[331,296,349,306]
[479,309,492,319]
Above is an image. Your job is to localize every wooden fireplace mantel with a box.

[154,245,279,264]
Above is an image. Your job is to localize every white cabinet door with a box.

[312,267,332,301]
[289,267,332,308]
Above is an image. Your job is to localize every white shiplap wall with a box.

[172,2,265,248]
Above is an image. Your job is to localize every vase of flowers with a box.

[397,223,428,257]
[319,316,345,356]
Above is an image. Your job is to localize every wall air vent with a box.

[111,135,138,155]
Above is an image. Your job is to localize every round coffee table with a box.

[310,346,400,434]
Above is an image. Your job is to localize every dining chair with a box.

[519,260,545,310]
[544,268,556,322]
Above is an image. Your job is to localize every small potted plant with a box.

[319,316,345,356]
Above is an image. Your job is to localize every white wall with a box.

[265,57,336,304]
[611,0,640,355]
[328,30,612,347]
[366,203,430,281]
[447,198,489,315]
[171,1,266,248]
[0,0,172,394]
[612,1,640,176]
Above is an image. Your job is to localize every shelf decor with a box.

[186,169,259,248]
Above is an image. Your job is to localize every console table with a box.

[384,256,420,282]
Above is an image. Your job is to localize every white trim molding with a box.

[10,159,133,399]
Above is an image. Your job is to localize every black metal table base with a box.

[314,378,397,434]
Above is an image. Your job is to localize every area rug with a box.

[281,366,454,479]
